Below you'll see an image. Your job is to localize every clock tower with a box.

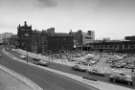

[17,21,32,51]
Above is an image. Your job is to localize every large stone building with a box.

[17,21,33,51]
[69,30,83,47]
[47,33,73,51]
[17,21,73,53]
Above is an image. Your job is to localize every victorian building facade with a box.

[17,21,74,53]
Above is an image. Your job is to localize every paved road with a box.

[8,48,109,81]
[8,48,133,88]
[0,47,98,90]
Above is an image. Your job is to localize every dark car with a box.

[32,58,41,62]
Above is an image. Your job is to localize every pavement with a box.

[0,66,32,90]
[3,48,134,90]
[0,56,43,90]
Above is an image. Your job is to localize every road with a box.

[6,47,134,88]
[0,46,98,90]
[8,48,133,88]
[8,48,109,81]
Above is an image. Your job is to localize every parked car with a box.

[34,60,49,66]
[72,62,90,72]
[20,55,27,59]
[124,64,135,69]
[109,72,132,86]
[72,65,86,72]
[88,68,105,76]
[106,60,113,63]
[32,58,40,62]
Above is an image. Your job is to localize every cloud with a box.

[97,0,135,8]
[0,0,35,9]
[0,0,58,9]
[36,0,58,8]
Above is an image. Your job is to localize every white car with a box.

[72,62,90,72]
[35,60,49,66]
[20,55,27,59]
[109,72,132,85]
[88,68,105,76]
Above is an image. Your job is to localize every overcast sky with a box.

[0,0,135,39]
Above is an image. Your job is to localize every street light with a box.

[25,46,29,63]
[24,32,30,63]
[47,50,51,63]
[26,50,29,63]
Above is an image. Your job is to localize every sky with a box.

[0,0,135,39]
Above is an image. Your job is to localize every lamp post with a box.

[25,47,29,63]
[47,50,51,63]
[24,32,30,63]
[26,50,29,63]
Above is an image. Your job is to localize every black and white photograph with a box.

[0,0,135,90]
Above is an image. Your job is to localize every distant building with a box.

[0,34,3,44]
[69,30,83,47]
[85,40,135,53]
[8,35,18,48]
[17,21,73,53]
[125,36,135,41]
[46,27,55,35]
[0,32,14,44]
[31,30,42,53]
[82,30,95,45]
[70,30,95,47]
[102,37,111,41]
[47,33,73,51]
[31,30,48,53]
[1,32,13,39]
[17,21,33,51]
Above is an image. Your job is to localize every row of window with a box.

[91,44,135,50]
